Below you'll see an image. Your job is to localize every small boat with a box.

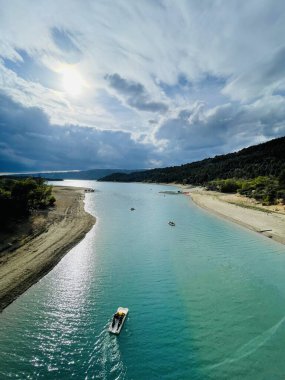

[168,221,175,226]
[109,307,129,334]
[130,207,135,211]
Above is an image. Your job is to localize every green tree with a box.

[279,169,285,188]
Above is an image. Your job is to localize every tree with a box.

[279,169,285,188]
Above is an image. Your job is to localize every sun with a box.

[60,66,85,96]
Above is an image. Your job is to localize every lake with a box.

[0,181,285,379]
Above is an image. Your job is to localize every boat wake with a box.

[86,323,127,379]
[208,315,285,370]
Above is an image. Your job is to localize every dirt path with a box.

[0,186,95,312]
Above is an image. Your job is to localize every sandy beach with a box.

[1,183,284,313]
[0,186,95,312]
[185,187,285,245]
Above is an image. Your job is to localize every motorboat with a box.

[130,207,135,211]
[168,221,175,226]
[109,307,129,334]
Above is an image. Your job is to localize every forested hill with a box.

[11,169,136,181]
[99,136,285,185]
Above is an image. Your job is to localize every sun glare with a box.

[60,66,85,96]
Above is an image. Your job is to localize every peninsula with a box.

[0,186,95,312]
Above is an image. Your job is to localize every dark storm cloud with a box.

[1,90,284,172]
[0,93,156,171]
[105,73,168,113]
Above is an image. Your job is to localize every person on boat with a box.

[118,314,124,328]
[112,312,120,327]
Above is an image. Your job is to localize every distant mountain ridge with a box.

[4,169,137,180]
[99,136,285,184]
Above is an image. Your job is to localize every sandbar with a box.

[0,186,95,312]
[183,187,285,245]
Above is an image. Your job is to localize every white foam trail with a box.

[87,323,125,379]
[209,315,285,370]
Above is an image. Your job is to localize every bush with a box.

[49,195,56,206]
[207,178,241,193]
[207,176,282,205]
[220,179,240,193]
[0,178,55,223]
[277,190,285,204]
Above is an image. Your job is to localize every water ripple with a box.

[0,182,285,380]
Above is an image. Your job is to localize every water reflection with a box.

[0,181,285,380]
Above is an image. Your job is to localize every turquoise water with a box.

[0,181,285,379]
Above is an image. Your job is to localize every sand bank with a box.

[184,187,285,245]
[0,186,95,312]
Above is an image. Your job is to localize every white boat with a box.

[109,307,129,334]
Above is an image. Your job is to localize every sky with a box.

[1,0,285,172]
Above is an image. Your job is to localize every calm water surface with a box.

[0,181,285,379]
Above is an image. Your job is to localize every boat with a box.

[168,221,175,226]
[130,207,135,211]
[109,307,129,334]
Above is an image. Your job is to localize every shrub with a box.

[0,178,55,222]
[49,195,56,206]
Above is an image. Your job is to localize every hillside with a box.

[5,169,136,181]
[99,137,285,185]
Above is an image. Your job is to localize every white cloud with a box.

[155,95,285,164]
[0,0,285,169]
[223,46,285,102]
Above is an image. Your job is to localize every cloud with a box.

[2,49,61,90]
[0,1,285,170]
[105,73,168,113]
[223,46,285,102]
[1,91,284,172]
[1,1,285,98]
[0,93,156,171]
[155,95,285,164]
[51,27,82,64]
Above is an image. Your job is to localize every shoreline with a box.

[0,186,95,312]
[183,186,285,245]
[1,181,283,313]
